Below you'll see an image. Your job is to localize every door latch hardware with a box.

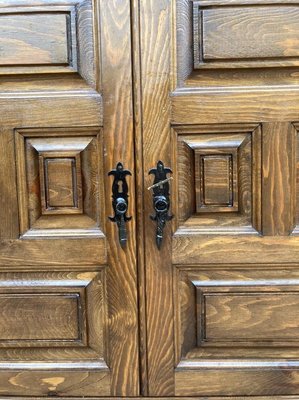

[148,161,173,250]
[108,162,132,248]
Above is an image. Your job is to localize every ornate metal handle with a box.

[148,161,173,250]
[108,162,132,248]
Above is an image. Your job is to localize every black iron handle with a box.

[108,162,132,248]
[148,161,173,250]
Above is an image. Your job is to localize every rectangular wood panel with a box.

[175,367,299,396]
[193,2,299,68]
[204,7,299,60]
[0,13,69,65]
[0,368,110,396]
[204,292,299,341]
[44,158,79,209]
[201,156,232,206]
[262,122,296,236]
[195,148,238,213]
[0,294,80,341]
[175,268,299,396]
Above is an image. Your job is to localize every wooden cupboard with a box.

[0,0,299,398]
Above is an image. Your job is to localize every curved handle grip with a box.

[148,161,173,250]
[108,162,132,248]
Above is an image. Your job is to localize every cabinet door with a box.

[0,0,138,396]
[137,0,299,396]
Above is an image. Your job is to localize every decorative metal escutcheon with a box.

[108,162,132,248]
[148,161,173,250]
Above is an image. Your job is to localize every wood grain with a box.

[98,0,139,395]
[0,13,69,65]
[175,365,299,396]
[172,235,299,265]
[175,125,261,232]
[139,0,175,395]
[131,0,148,394]
[0,294,80,341]
[172,89,299,125]
[1,397,299,400]
[196,6,299,69]
[262,122,296,235]
[0,368,110,396]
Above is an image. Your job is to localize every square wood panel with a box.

[15,127,104,238]
[173,124,262,233]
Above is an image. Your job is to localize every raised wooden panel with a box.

[0,269,110,396]
[174,124,261,233]
[40,155,83,214]
[174,267,299,396]
[0,270,106,352]
[0,1,96,86]
[0,293,81,342]
[0,13,70,65]
[195,148,238,213]
[193,1,299,69]
[203,291,299,342]
[15,128,104,238]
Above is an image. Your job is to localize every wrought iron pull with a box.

[108,162,132,248]
[148,161,173,250]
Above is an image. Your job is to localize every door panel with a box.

[0,0,139,396]
[137,0,299,396]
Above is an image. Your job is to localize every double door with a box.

[1,0,299,397]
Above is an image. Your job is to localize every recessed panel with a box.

[45,158,77,208]
[175,124,261,233]
[0,13,69,66]
[195,148,238,213]
[201,156,232,205]
[0,294,80,341]
[0,270,106,353]
[40,156,83,214]
[0,1,96,84]
[15,128,104,238]
[0,270,110,396]
[202,291,299,342]
[175,267,299,396]
[193,1,299,69]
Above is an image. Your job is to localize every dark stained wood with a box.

[204,292,299,340]
[172,89,299,125]
[0,0,138,397]
[3,397,299,400]
[175,366,299,396]
[0,368,111,396]
[4,0,299,396]
[140,0,299,397]
[262,122,296,236]
[98,0,139,395]
[139,0,175,396]
[131,0,149,395]
[193,3,299,69]
[172,235,299,265]
[0,13,69,65]
[174,124,261,232]
[0,294,80,340]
